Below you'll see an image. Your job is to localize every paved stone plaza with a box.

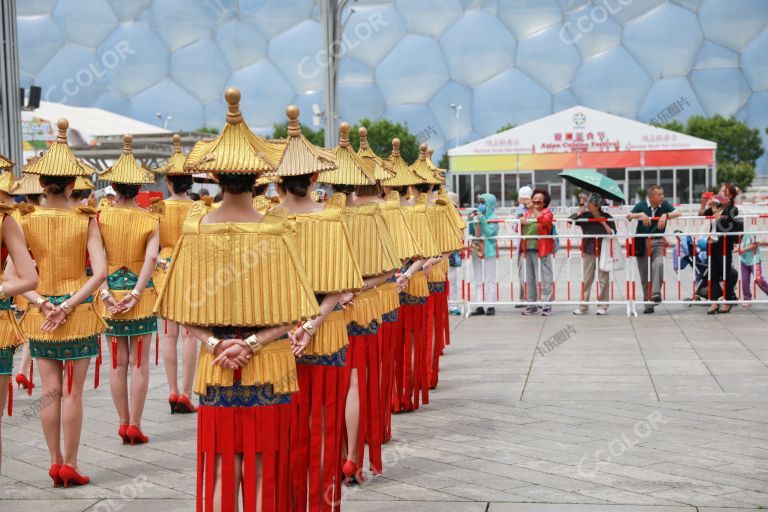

[2,304,768,511]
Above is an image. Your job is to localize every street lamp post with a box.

[320,0,352,148]
[450,103,462,148]
[0,0,23,168]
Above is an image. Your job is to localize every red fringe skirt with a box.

[392,301,428,413]
[378,315,397,444]
[290,362,347,512]
[344,333,382,474]
[426,283,450,390]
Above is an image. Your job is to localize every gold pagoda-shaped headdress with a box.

[184,88,275,174]
[13,172,44,196]
[316,123,374,186]
[22,119,89,177]
[380,138,423,187]
[0,154,12,172]
[153,134,187,175]
[426,148,446,184]
[357,126,394,182]
[0,155,17,194]
[99,135,155,185]
[267,105,335,177]
[410,143,441,186]
[73,176,95,191]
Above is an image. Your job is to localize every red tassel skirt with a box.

[392,299,428,413]
[197,388,292,512]
[378,310,398,444]
[344,330,382,474]
[290,356,347,512]
[426,282,449,390]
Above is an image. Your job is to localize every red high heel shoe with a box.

[125,425,149,445]
[168,392,179,414]
[175,394,197,414]
[15,373,33,391]
[48,463,62,487]
[118,424,129,444]
[341,459,364,486]
[59,464,90,488]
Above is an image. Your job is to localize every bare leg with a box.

[36,358,64,466]
[212,453,244,512]
[18,344,31,379]
[181,327,197,398]
[128,335,151,427]
[109,336,130,426]
[62,358,90,469]
[161,320,180,395]
[0,374,7,474]
[344,368,359,464]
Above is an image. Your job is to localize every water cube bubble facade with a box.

[15,0,768,173]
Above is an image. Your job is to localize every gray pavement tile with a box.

[345,502,486,511]
[490,505,694,511]
[0,500,100,512]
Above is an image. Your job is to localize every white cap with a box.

[104,185,117,196]
[518,186,533,199]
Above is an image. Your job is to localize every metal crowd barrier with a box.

[450,217,768,317]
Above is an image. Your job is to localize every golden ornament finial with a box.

[286,105,301,136]
[392,138,400,156]
[172,133,181,152]
[419,143,428,159]
[225,87,243,124]
[339,122,350,147]
[358,126,369,150]
[123,134,133,153]
[57,118,69,142]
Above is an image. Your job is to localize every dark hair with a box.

[415,183,432,194]
[40,176,75,196]
[26,193,42,205]
[213,193,223,202]
[217,173,257,195]
[532,188,551,208]
[114,183,141,199]
[722,182,739,201]
[280,174,312,198]
[332,184,355,195]
[354,184,382,198]
[70,189,91,201]
[189,192,200,201]
[167,174,193,194]
[391,185,408,195]
[253,184,269,197]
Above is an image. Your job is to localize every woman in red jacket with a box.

[521,189,555,316]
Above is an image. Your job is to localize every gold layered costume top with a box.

[380,190,423,262]
[343,202,400,326]
[401,194,440,299]
[153,198,195,261]
[267,193,364,356]
[97,202,160,323]
[154,202,320,395]
[19,206,107,344]
[0,205,24,352]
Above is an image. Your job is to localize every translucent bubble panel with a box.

[383,104,446,151]
[741,28,768,91]
[562,3,623,58]
[571,47,652,117]
[239,0,315,39]
[227,61,296,127]
[694,41,739,70]
[624,3,702,79]
[396,0,463,37]
[557,0,589,12]
[339,83,386,125]
[268,20,324,92]
[53,0,117,48]
[553,88,578,112]
[170,39,230,103]
[428,81,473,140]
[339,58,375,84]
[36,45,108,106]
[690,68,751,117]
[671,0,702,11]
[16,0,58,16]
[498,0,561,39]
[608,0,664,24]
[376,35,449,104]
[18,15,65,76]
[129,79,204,130]
[149,0,213,52]
[109,0,151,21]
[344,4,407,68]
[699,0,768,50]
[214,21,268,70]
[94,90,130,117]
[97,22,169,97]
[473,69,552,137]
[516,24,581,92]
[292,90,325,127]
[440,11,515,87]
[637,77,705,124]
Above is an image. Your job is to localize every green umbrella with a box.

[559,169,626,203]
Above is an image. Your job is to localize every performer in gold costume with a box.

[14,119,109,487]
[0,155,38,474]
[267,111,363,511]
[97,135,160,445]
[155,88,319,512]
[318,126,400,484]
[151,134,199,414]
[381,140,440,413]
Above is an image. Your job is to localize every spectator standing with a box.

[515,186,533,306]
[702,184,741,314]
[740,229,768,306]
[569,193,616,315]
[627,185,680,314]
[521,189,555,316]
[447,191,463,315]
[469,193,499,316]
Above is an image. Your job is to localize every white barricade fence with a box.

[451,216,768,317]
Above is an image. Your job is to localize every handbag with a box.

[599,237,625,272]
[471,219,485,259]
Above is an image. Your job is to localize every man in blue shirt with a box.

[627,185,681,313]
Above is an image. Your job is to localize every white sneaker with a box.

[596,308,607,316]
[572,308,588,315]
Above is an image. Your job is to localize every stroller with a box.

[673,231,737,301]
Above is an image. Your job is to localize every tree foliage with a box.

[271,122,324,147]
[496,123,516,133]
[348,118,420,163]
[716,161,757,193]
